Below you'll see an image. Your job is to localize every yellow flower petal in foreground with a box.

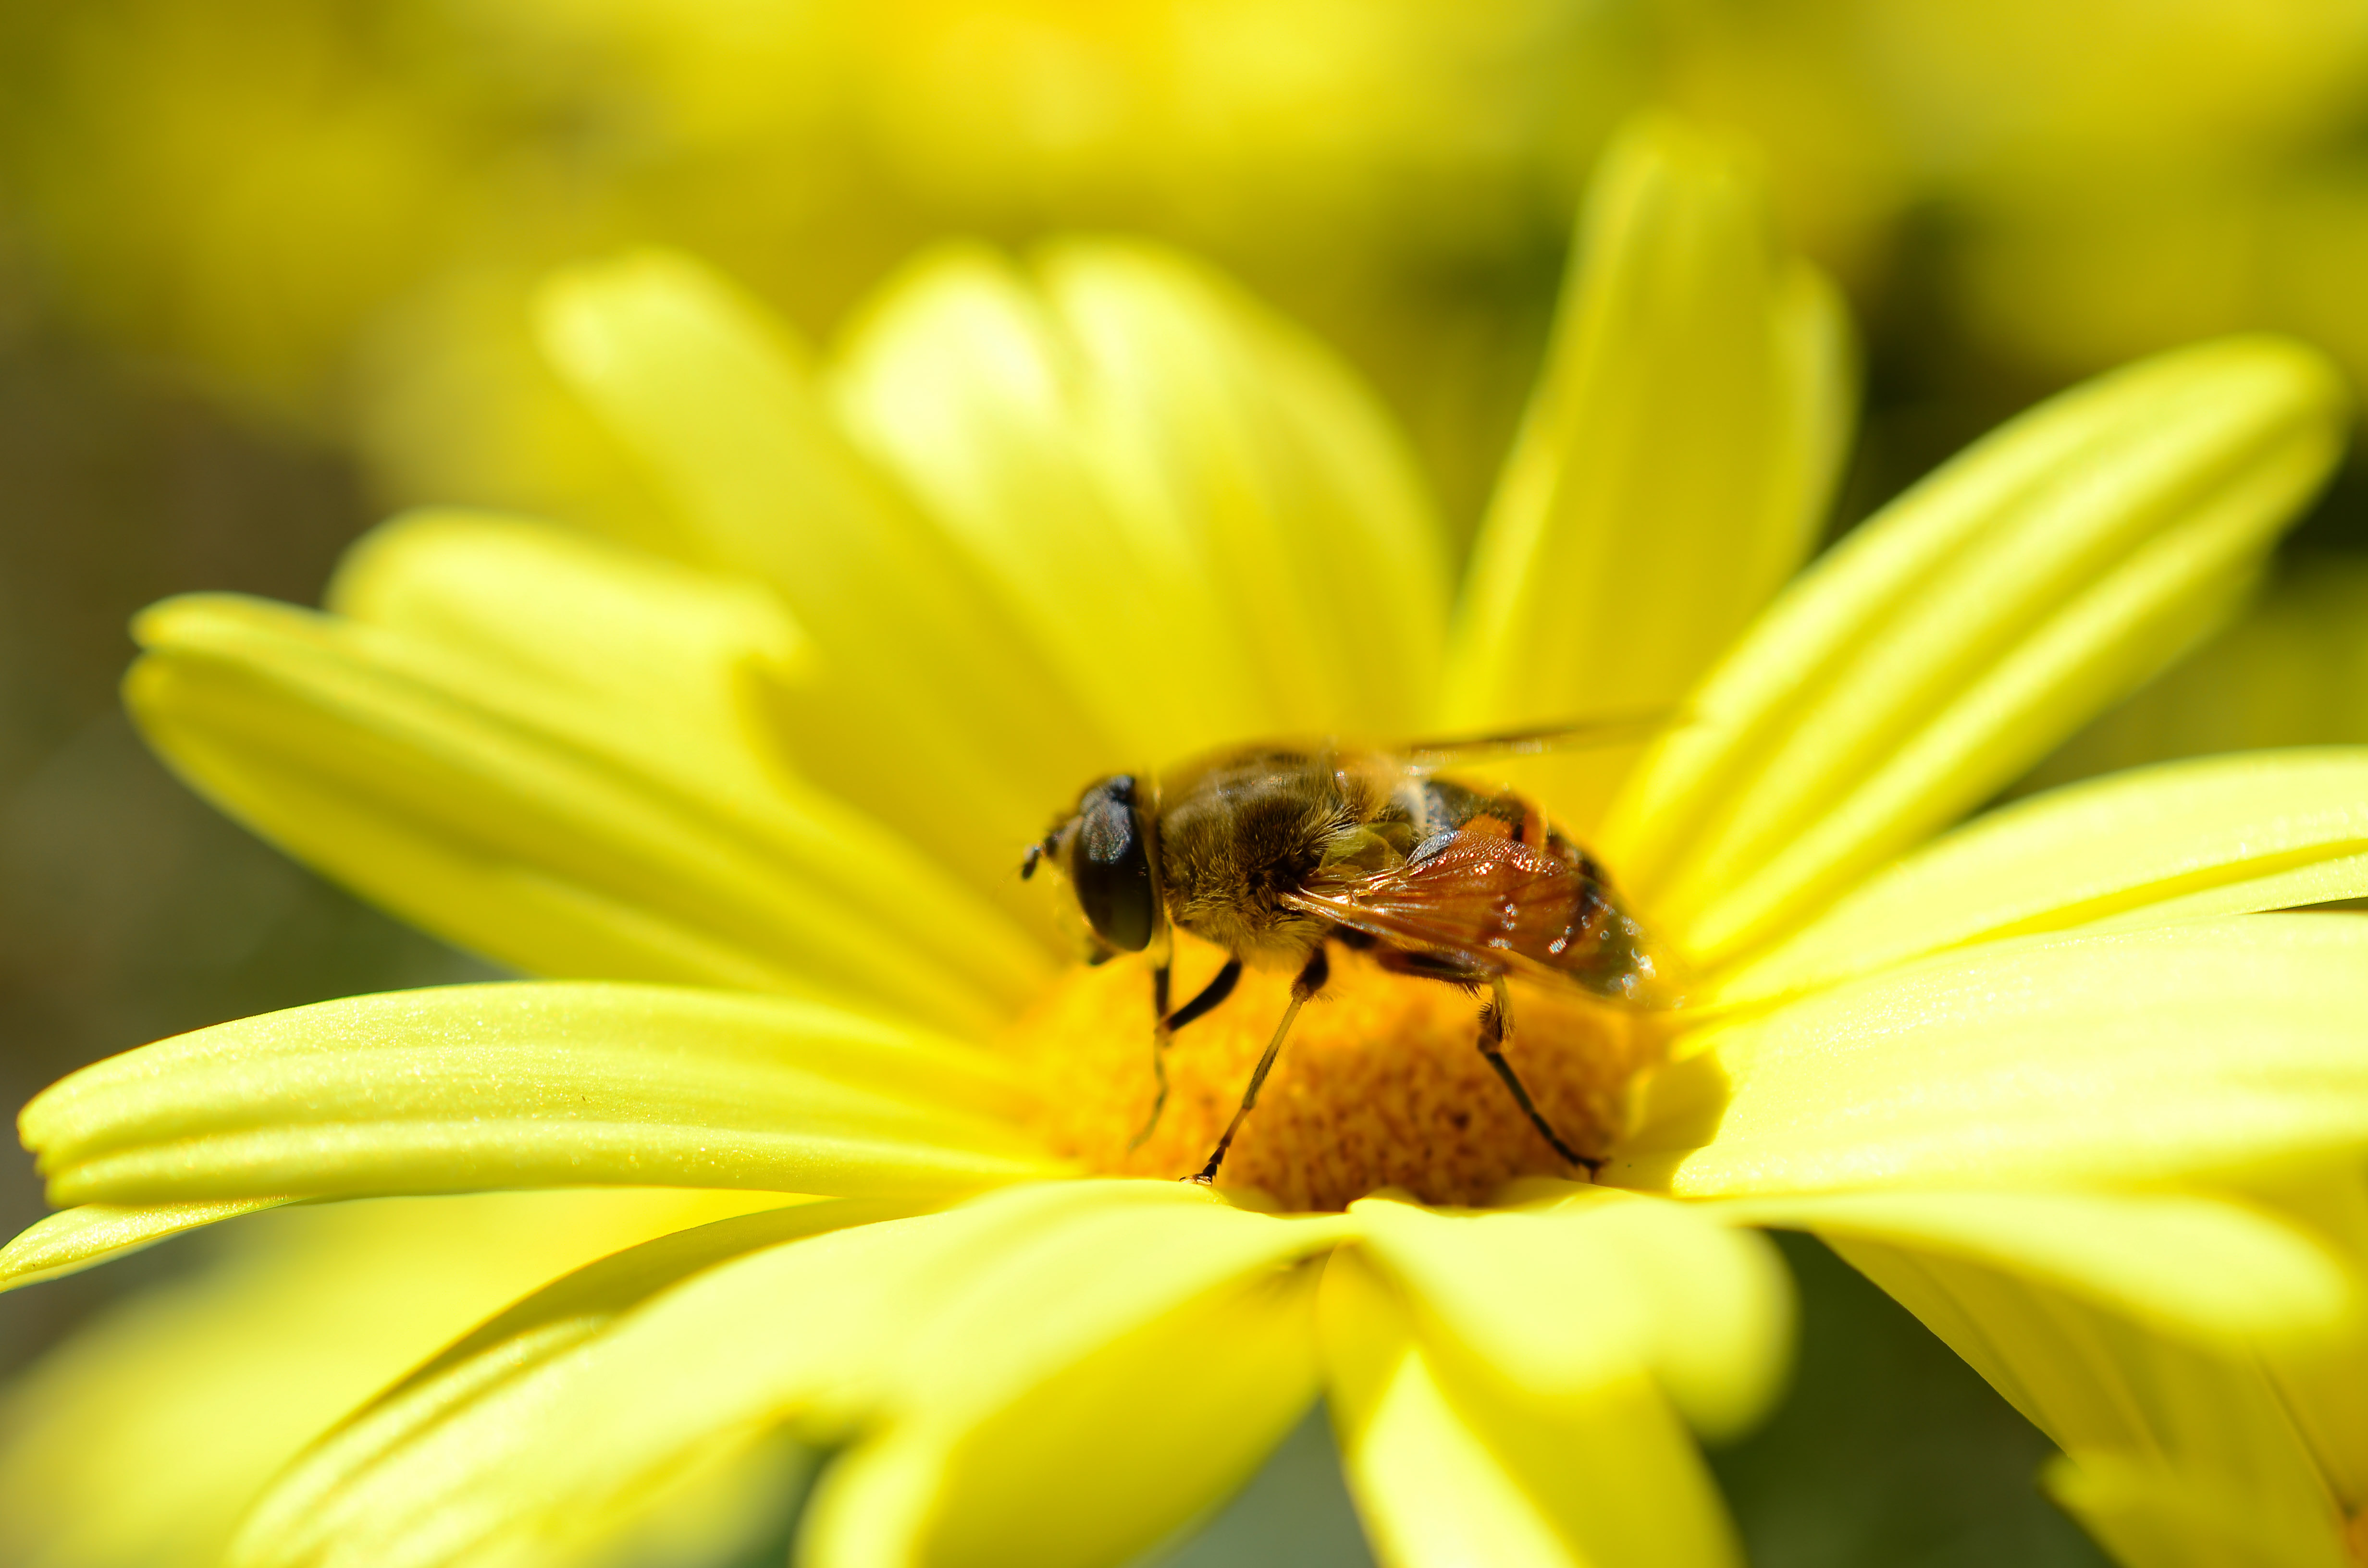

[234,1184,1344,1568]
[0,1198,288,1290]
[9,116,2368,1568]
[1322,1245,1741,1568]
[0,1191,786,1568]
[15,983,1057,1217]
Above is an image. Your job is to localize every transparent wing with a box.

[1397,709,1684,771]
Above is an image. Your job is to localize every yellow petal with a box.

[0,1199,289,1292]
[536,248,1116,898]
[804,1203,1329,1568]
[855,1188,1343,1423]
[0,1190,772,1568]
[2026,554,2368,792]
[234,1196,908,1568]
[21,982,1061,1212]
[1320,1248,1741,1568]
[810,1274,1313,1568]
[1715,1188,2355,1346]
[826,243,1215,757]
[330,506,1072,942]
[1833,1231,2347,1564]
[1604,336,2349,967]
[130,591,1044,1030]
[1621,917,2368,1196]
[2045,1451,2350,1568]
[1443,115,1852,828]
[829,240,1447,759]
[2243,1167,2368,1514]
[1036,240,1451,738]
[1348,1190,1792,1440]
[237,1181,1334,1568]
[1718,748,2368,1004]
[1835,1164,2368,1560]
[328,508,802,789]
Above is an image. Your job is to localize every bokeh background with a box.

[9,0,2368,1561]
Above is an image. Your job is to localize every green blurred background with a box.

[11,0,2368,1560]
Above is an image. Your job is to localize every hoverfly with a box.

[1020,716,1677,1185]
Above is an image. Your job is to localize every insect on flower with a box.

[1022,715,1680,1183]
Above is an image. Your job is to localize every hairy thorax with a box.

[1154,750,1377,968]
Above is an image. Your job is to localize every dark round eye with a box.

[1070,775,1156,953]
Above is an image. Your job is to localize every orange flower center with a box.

[1002,932,1664,1211]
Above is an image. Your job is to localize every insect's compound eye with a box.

[1068,774,1157,953]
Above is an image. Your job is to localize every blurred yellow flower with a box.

[2,117,2365,1567]
[1663,0,2368,409]
[0,0,1643,537]
[20,0,2368,434]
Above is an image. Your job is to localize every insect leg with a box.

[1192,946,1328,1185]
[1166,955,1243,1031]
[1478,973,1600,1177]
[1129,955,1244,1150]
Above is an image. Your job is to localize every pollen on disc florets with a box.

[1003,933,1664,1212]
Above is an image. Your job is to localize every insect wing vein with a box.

[1283,831,1594,988]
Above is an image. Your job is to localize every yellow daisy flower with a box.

[9,119,2368,1568]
